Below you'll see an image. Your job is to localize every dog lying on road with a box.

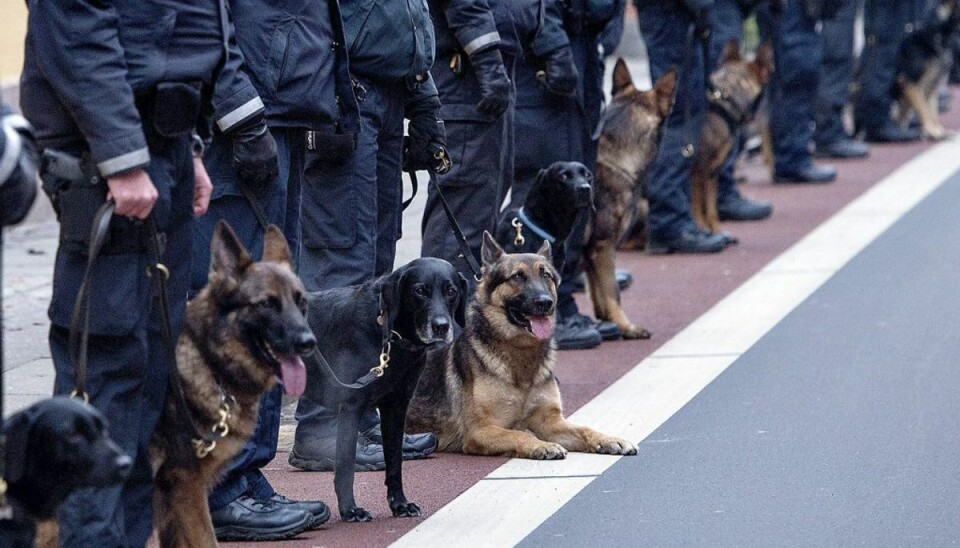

[150,221,315,546]
[297,258,467,522]
[583,60,676,339]
[1,397,130,545]
[406,233,637,460]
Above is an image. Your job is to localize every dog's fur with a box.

[692,41,774,233]
[302,258,466,522]
[150,221,315,547]
[0,397,130,544]
[494,161,594,264]
[406,234,638,460]
[582,61,676,339]
[895,0,960,140]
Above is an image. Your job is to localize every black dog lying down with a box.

[0,397,130,545]
[299,258,466,522]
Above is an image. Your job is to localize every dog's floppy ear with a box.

[454,272,469,327]
[611,58,634,97]
[262,224,293,270]
[651,68,677,119]
[751,43,775,85]
[378,266,408,330]
[481,231,504,268]
[210,220,253,279]
[536,240,552,262]
[3,408,34,484]
[719,39,741,64]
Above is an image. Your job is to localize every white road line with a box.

[392,138,960,548]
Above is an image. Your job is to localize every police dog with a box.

[406,233,637,459]
[895,0,960,140]
[582,61,676,339]
[692,41,773,233]
[150,221,315,546]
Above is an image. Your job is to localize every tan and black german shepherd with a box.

[692,41,773,233]
[150,221,315,547]
[582,60,676,339]
[895,0,959,140]
[406,233,637,459]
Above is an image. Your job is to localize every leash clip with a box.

[511,217,525,246]
[371,341,391,378]
[70,389,90,403]
[193,439,216,459]
[146,262,170,280]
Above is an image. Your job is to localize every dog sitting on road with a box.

[150,221,316,546]
[406,233,637,460]
[294,258,467,522]
[0,397,131,546]
[582,60,676,340]
[895,0,960,140]
[691,41,774,234]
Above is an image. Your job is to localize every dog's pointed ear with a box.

[612,58,634,97]
[536,240,552,262]
[455,272,470,328]
[3,408,33,484]
[652,68,678,119]
[262,225,293,270]
[720,39,741,64]
[481,231,504,268]
[210,220,253,279]
[751,42,775,85]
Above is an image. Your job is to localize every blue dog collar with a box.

[517,207,556,244]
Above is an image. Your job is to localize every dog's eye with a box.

[540,267,553,281]
[511,271,527,282]
[414,284,427,297]
[259,296,282,312]
[445,285,458,297]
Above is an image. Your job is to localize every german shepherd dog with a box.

[581,61,676,340]
[494,161,593,264]
[150,221,315,547]
[406,233,638,459]
[692,41,774,234]
[895,0,960,140]
[297,257,467,522]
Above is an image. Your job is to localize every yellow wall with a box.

[0,1,27,83]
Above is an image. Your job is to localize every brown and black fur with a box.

[407,233,638,460]
[150,221,315,547]
[692,41,774,233]
[895,0,960,140]
[582,60,676,339]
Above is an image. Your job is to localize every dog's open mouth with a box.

[256,339,307,397]
[507,307,554,341]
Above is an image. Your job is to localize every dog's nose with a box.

[431,317,450,338]
[576,183,592,205]
[531,294,555,315]
[113,454,133,482]
[293,330,317,355]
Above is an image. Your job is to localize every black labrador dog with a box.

[495,161,593,267]
[0,397,131,545]
[301,257,467,522]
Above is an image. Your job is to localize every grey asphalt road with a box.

[519,172,960,547]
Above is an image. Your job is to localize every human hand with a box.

[106,168,158,219]
[192,156,212,217]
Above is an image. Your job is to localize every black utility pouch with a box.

[305,127,357,166]
[152,81,202,137]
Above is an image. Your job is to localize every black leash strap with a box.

[239,184,271,233]
[305,348,382,390]
[402,170,418,212]
[411,171,482,281]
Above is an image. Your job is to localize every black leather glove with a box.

[1,114,39,227]
[536,45,579,97]
[470,48,512,118]
[230,113,279,196]
[403,120,450,174]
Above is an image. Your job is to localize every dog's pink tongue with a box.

[528,315,554,340]
[279,356,307,397]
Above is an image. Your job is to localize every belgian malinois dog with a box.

[150,221,316,546]
[582,60,676,340]
[895,0,959,140]
[406,233,637,459]
[691,41,774,233]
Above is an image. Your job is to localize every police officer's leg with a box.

[815,0,865,154]
[375,85,406,276]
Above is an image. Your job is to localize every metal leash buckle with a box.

[193,438,216,459]
[70,389,90,403]
[146,262,170,280]
[370,341,391,378]
[511,217,525,246]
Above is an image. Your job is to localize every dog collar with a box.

[517,207,556,245]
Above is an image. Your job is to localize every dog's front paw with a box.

[341,506,374,522]
[528,442,567,460]
[390,500,422,518]
[622,324,652,340]
[596,437,638,455]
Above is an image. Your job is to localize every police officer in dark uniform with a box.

[191,0,362,540]
[814,0,870,157]
[420,0,577,276]
[20,1,265,545]
[854,0,925,142]
[0,105,38,227]
[292,0,442,473]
